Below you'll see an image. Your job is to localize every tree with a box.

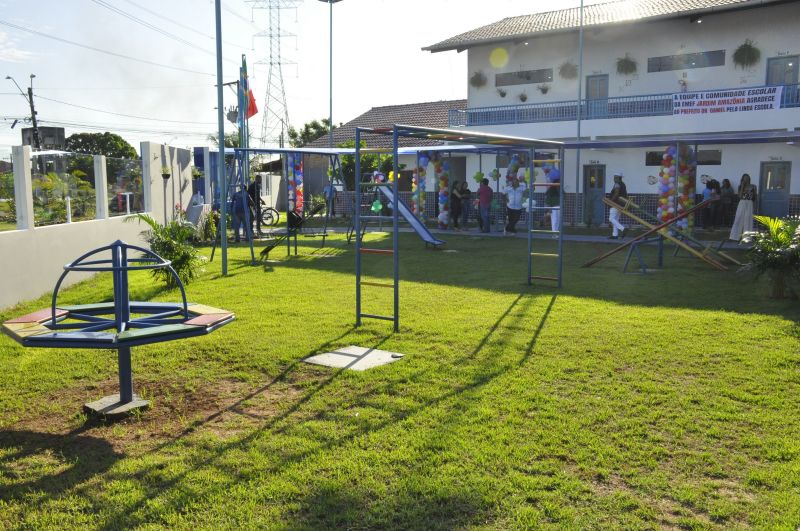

[339,139,393,190]
[288,118,336,147]
[65,132,138,159]
[207,131,240,148]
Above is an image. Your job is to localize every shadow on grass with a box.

[0,428,122,502]
[95,294,554,528]
[229,233,799,320]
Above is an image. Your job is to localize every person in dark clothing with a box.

[608,171,628,239]
[247,180,262,235]
[459,181,471,228]
[450,180,463,229]
[478,178,493,233]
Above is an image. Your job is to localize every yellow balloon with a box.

[489,47,509,69]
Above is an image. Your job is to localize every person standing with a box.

[323,181,336,218]
[505,178,525,233]
[450,180,463,230]
[720,178,735,226]
[459,181,471,229]
[478,178,493,233]
[701,179,713,229]
[231,188,253,243]
[247,179,261,236]
[729,173,757,241]
[608,171,627,239]
[545,182,560,232]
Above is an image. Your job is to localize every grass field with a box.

[0,232,798,529]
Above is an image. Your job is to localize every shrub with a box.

[559,61,578,79]
[733,39,760,69]
[130,213,206,288]
[742,215,800,299]
[616,54,637,75]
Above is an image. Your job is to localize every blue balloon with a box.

[547,168,561,182]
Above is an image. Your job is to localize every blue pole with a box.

[557,146,565,288]
[527,148,533,285]
[392,127,399,332]
[354,128,362,326]
[214,0,228,275]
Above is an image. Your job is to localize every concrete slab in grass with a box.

[304,345,405,371]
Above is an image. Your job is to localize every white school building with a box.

[423,0,800,225]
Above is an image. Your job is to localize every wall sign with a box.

[673,86,783,115]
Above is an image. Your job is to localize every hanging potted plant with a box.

[497,88,507,98]
[559,60,578,79]
[733,39,761,69]
[160,166,171,180]
[518,91,528,102]
[616,53,637,75]
[191,167,202,180]
[537,83,551,94]
[469,70,488,88]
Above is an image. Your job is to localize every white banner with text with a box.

[672,86,783,115]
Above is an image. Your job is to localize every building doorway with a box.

[586,74,609,118]
[583,164,606,226]
[759,161,791,219]
[767,56,799,105]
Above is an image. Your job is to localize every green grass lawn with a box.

[1,232,798,529]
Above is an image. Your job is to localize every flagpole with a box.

[215,0,228,275]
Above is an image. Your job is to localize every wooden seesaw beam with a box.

[582,198,726,271]
[621,197,742,267]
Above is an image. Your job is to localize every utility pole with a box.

[28,82,41,149]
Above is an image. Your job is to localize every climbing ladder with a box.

[354,128,400,331]
[527,149,565,287]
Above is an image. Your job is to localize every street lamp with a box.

[5,74,40,148]
[318,0,343,148]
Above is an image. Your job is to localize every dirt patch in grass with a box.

[7,375,309,452]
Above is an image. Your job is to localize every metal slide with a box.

[377,186,446,247]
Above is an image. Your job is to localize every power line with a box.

[36,95,217,125]
[38,119,214,137]
[89,0,214,57]
[120,0,251,50]
[35,85,215,91]
[0,18,215,77]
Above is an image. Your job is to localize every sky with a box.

[0,0,597,160]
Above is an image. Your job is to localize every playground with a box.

[1,230,799,528]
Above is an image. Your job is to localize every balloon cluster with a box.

[542,163,561,183]
[472,170,485,184]
[287,153,304,213]
[505,154,521,186]
[676,145,696,230]
[372,170,386,183]
[656,145,696,229]
[434,157,449,228]
[490,168,500,181]
[412,152,429,216]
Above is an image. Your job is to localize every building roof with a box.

[304,99,467,148]
[424,0,782,53]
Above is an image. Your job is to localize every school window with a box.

[645,150,722,166]
[647,50,725,73]
[495,68,553,87]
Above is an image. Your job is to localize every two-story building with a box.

[425,0,800,225]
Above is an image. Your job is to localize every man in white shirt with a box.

[505,178,525,233]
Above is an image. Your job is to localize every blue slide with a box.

[378,187,446,248]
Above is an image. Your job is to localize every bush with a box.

[130,213,206,288]
[742,215,800,298]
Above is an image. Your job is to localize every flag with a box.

[241,56,258,120]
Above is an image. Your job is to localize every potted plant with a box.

[518,92,528,103]
[161,165,171,180]
[616,53,637,75]
[742,215,800,299]
[469,71,487,88]
[191,167,202,180]
[733,39,761,69]
[559,60,578,79]
[537,83,551,94]
[497,88,507,98]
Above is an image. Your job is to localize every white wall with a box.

[0,143,194,310]
[467,2,799,111]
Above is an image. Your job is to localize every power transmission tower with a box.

[247,0,301,148]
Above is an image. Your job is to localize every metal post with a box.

[214,0,228,275]
[118,346,133,403]
[27,84,41,149]
[328,0,334,148]
[527,148,533,285]
[392,127,400,332]
[557,146,565,287]
[163,177,169,225]
[574,0,584,226]
[354,128,362,326]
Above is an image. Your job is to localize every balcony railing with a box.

[449,83,800,127]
